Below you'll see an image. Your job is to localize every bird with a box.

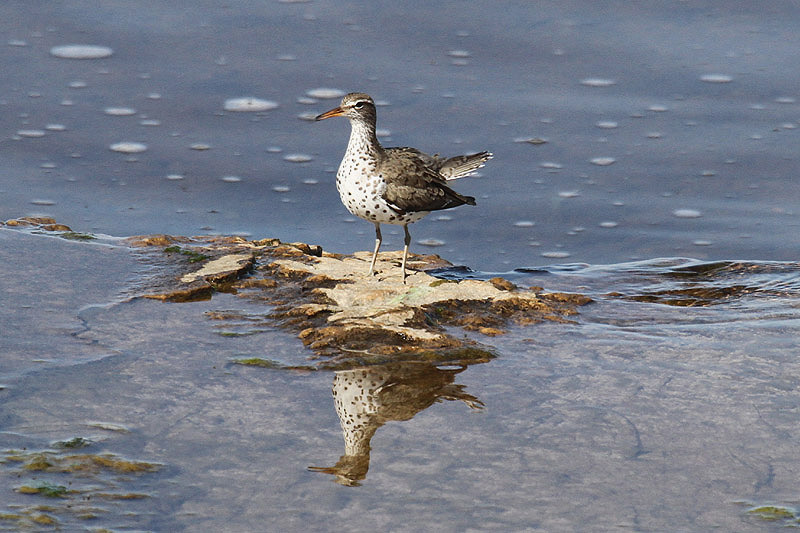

[315,92,491,281]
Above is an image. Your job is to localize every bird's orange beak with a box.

[315,106,345,121]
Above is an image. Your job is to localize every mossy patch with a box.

[17,482,69,498]
[59,231,96,241]
[163,245,210,263]
[747,504,798,521]
[52,437,91,449]
[232,357,285,368]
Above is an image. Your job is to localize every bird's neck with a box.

[346,118,384,160]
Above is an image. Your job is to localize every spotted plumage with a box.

[315,92,491,281]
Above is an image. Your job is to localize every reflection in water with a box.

[309,362,483,486]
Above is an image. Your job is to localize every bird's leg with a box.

[401,224,411,283]
[368,222,381,276]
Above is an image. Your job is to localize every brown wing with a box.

[381,148,476,214]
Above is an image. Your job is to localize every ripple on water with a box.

[700,73,733,83]
[596,121,618,129]
[17,129,46,138]
[418,239,445,247]
[110,142,147,153]
[166,174,184,181]
[283,153,313,163]
[221,176,242,183]
[50,44,113,59]
[541,251,571,259]
[514,221,535,227]
[223,97,279,112]
[673,208,702,218]
[307,88,345,99]
[580,78,616,87]
[590,157,616,166]
[104,107,137,116]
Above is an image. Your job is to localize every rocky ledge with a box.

[127,236,591,367]
[4,217,591,367]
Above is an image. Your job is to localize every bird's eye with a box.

[354,101,364,109]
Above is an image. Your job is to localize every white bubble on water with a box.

[599,221,618,228]
[68,80,88,89]
[700,74,733,83]
[376,128,391,138]
[61,99,74,106]
[307,88,345,99]
[166,174,184,181]
[277,54,296,61]
[447,50,471,58]
[780,123,797,130]
[418,238,446,247]
[596,121,618,129]
[40,162,57,169]
[110,142,147,153]
[701,170,716,177]
[541,251,571,259]
[50,44,113,59]
[648,104,669,112]
[302,179,318,185]
[30,199,55,206]
[147,93,161,100]
[514,220,535,227]
[297,96,317,105]
[775,96,796,104]
[590,157,616,166]
[190,143,211,151]
[139,119,161,126]
[693,239,713,246]
[105,107,136,116]
[221,176,242,182]
[436,215,453,221]
[297,112,318,121]
[558,191,580,198]
[272,185,291,192]
[540,161,563,169]
[266,146,282,153]
[8,39,28,47]
[673,208,702,218]
[17,129,45,138]
[45,124,66,131]
[283,153,313,163]
[580,78,615,87]
[223,97,279,112]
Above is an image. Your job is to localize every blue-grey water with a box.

[2,1,800,531]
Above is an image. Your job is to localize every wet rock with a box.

[126,233,592,363]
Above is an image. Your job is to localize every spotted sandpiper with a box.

[315,92,491,281]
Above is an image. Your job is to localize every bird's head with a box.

[315,92,376,123]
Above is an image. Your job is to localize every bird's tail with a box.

[438,151,493,180]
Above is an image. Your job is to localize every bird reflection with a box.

[309,361,483,486]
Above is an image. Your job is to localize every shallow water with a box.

[2,230,800,531]
[2,1,799,270]
[2,1,800,531]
